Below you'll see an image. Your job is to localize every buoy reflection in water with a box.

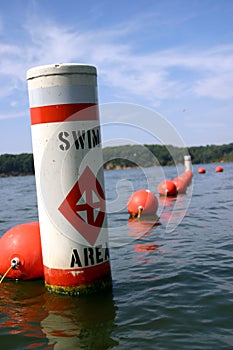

[158,194,191,231]
[41,290,117,349]
[0,280,117,349]
[128,216,160,238]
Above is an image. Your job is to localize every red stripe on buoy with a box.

[30,103,98,125]
[44,261,111,287]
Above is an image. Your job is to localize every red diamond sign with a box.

[58,166,106,245]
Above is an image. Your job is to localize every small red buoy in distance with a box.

[127,189,158,218]
[158,180,177,197]
[0,222,43,280]
[198,167,206,174]
[215,166,223,173]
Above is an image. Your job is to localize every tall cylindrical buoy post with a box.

[27,64,112,295]
[184,155,192,172]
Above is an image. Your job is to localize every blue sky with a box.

[0,0,233,153]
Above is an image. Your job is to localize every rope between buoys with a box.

[0,265,13,284]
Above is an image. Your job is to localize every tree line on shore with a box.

[103,143,233,169]
[0,143,232,176]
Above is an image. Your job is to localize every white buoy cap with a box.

[27,63,97,80]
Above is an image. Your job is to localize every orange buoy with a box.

[184,170,193,184]
[0,222,43,280]
[158,180,177,197]
[172,170,193,193]
[215,166,223,172]
[187,170,193,178]
[179,169,193,182]
[198,167,206,174]
[172,177,187,194]
[127,189,158,218]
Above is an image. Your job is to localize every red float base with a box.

[44,261,112,295]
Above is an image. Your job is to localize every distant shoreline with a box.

[0,172,34,178]
[0,142,232,177]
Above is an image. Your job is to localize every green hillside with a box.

[0,143,232,176]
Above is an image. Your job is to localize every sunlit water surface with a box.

[0,162,232,349]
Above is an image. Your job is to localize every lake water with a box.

[0,162,233,349]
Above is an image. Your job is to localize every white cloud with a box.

[0,13,233,116]
[194,73,233,99]
[0,110,26,121]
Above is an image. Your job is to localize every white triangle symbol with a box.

[93,207,100,222]
[92,190,100,204]
[76,191,86,206]
[77,208,87,222]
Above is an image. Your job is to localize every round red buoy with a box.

[158,180,177,197]
[127,189,158,217]
[198,167,206,174]
[187,170,193,178]
[0,222,43,280]
[182,170,193,185]
[172,177,187,194]
[215,166,223,173]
